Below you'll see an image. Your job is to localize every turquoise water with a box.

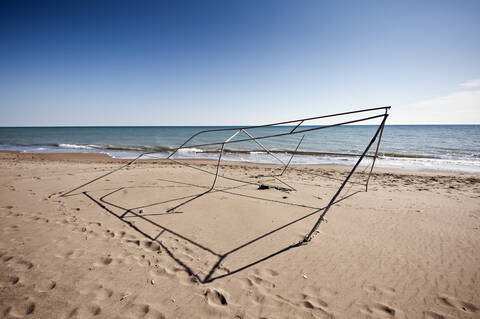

[0,125,479,173]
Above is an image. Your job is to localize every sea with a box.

[0,125,479,173]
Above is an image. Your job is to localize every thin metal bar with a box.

[290,120,304,134]
[241,129,286,165]
[365,110,387,191]
[279,135,305,176]
[169,106,390,137]
[167,134,199,159]
[225,129,241,142]
[170,113,385,150]
[166,143,226,212]
[303,114,388,242]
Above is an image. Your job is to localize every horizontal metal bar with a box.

[165,106,389,160]
[185,106,390,134]
[171,114,387,150]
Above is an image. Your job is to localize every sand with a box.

[0,150,479,319]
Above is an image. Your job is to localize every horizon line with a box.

[1,123,479,128]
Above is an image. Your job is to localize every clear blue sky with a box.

[1,0,479,125]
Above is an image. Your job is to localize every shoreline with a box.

[1,150,479,177]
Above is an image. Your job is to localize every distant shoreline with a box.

[2,150,478,176]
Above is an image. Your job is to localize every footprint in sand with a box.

[437,294,478,314]
[423,311,448,319]
[119,302,166,319]
[204,288,229,306]
[149,263,192,286]
[126,239,141,247]
[8,275,20,285]
[303,285,338,299]
[253,267,279,277]
[94,286,114,301]
[142,240,162,252]
[300,293,329,309]
[35,279,57,292]
[95,256,115,266]
[251,275,276,289]
[79,284,114,301]
[0,274,20,287]
[4,300,36,317]
[239,277,254,288]
[364,284,396,296]
[2,224,20,234]
[59,249,85,260]
[361,303,398,318]
[300,300,332,318]
[88,222,102,227]
[2,255,34,271]
[103,229,116,238]
[64,305,102,318]
[30,215,50,223]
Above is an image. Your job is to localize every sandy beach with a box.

[0,150,479,319]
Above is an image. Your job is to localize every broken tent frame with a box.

[61,106,390,244]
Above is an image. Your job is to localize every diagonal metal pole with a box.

[240,129,286,166]
[279,135,305,176]
[290,120,304,134]
[166,143,226,212]
[241,129,297,190]
[267,135,306,191]
[303,114,388,242]
[365,109,387,191]
[165,130,242,212]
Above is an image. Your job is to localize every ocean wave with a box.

[0,142,461,160]
[57,143,97,150]
[379,152,433,159]
[177,147,204,153]
[54,143,175,152]
[1,142,479,165]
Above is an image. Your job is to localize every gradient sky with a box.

[1,0,479,126]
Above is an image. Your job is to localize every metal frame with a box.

[61,106,390,245]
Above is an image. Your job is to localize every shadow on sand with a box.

[76,176,362,283]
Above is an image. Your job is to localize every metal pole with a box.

[173,114,387,150]
[365,109,388,191]
[303,114,388,242]
[279,135,305,176]
[290,120,304,134]
[166,143,225,212]
[166,128,244,212]
[241,129,286,166]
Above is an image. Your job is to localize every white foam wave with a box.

[58,143,95,150]
[177,147,204,154]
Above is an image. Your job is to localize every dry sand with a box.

[0,151,479,319]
